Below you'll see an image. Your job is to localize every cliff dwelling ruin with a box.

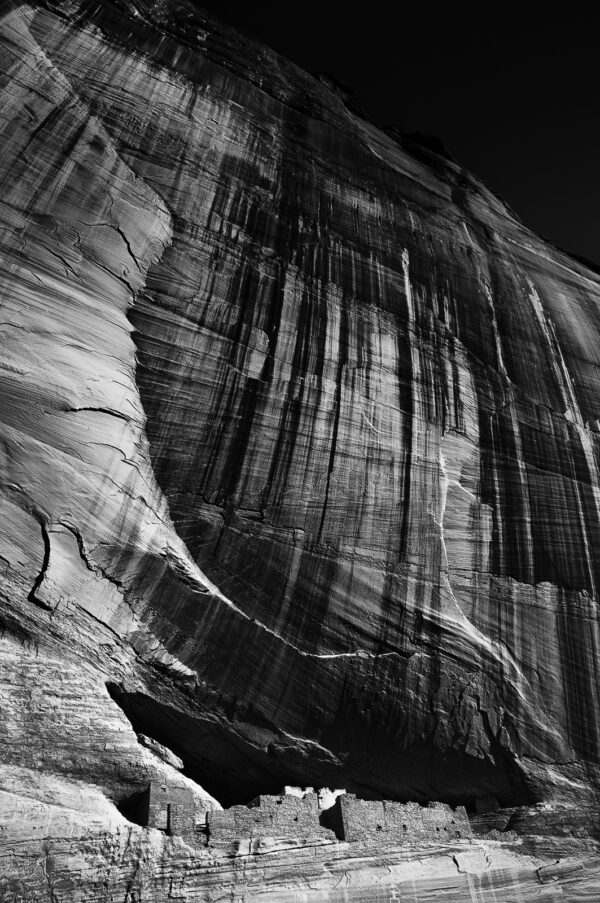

[140,782,473,853]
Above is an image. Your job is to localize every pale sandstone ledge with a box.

[2,1,600,899]
[2,782,600,902]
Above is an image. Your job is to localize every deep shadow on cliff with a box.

[106,682,534,809]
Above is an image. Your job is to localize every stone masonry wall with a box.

[207,793,336,849]
[334,795,472,843]
[142,781,196,839]
[142,783,471,851]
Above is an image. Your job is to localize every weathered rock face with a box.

[2,0,600,897]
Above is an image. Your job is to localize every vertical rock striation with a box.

[2,0,600,897]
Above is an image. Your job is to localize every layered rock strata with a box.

[2,0,600,898]
[3,822,600,902]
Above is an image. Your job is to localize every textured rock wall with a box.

[2,822,600,903]
[21,0,600,808]
[2,0,600,897]
[0,0,222,855]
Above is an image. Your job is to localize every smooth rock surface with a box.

[2,1,600,898]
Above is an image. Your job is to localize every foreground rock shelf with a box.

[2,0,600,898]
[3,808,600,903]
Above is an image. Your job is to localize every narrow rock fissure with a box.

[27,517,51,610]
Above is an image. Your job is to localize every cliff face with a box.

[2,1,600,898]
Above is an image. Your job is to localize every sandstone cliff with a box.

[2,1,600,898]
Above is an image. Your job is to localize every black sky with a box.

[197,2,599,265]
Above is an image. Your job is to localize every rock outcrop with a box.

[2,0,600,898]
